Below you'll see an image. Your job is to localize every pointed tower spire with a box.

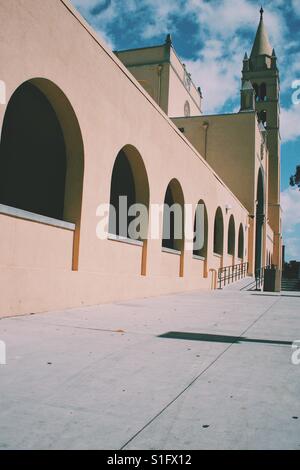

[271,47,278,70]
[260,6,264,19]
[243,52,250,71]
[250,7,272,58]
[241,6,281,271]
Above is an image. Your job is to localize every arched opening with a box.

[260,83,267,101]
[193,200,208,277]
[193,200,208,259]
[258,110,267,128]
[227,215,235,257]
[255,169,265,272]
[253,83,259,102]
[0,78,84,270]
[108,145,150,275]
[213,207,224,256]
[162,178,185,276]
[109,147,149,239]
[1,82,65,219]
[238,224,244,260]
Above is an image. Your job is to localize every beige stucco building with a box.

[0,1,282,318]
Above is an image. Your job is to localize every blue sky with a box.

[72,0,300,261]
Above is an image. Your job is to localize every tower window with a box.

[260,83,267,102]
[253,83,259,102]
[258,110,267,128]
[253,83,267,102]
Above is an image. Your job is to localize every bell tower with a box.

[242,7,281,269]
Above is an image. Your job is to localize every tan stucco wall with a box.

[167,48,201,117]
[0,214,74,270]
[121,63,170,114]
[115,42,202,118]
[115,45,170,114]
[167,66,201,117]
[169,49,201,107]
[0,0,249,317]
[172,111,281,274]
[172,112,263,214]
[266,223,274,262]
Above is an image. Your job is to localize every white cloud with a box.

[72,0,116,49]
[182,22,250,113]
[281,104,300,142]
[185,0,284,45]
[282,186,300,232]
[185,53,242,114]
[72,0,101,11]
[140,0,183,39]
[281,186,300,260]
[181,0,285,114]
[292,0,300,17]
[283,236,300,260]
[70,0,294,121]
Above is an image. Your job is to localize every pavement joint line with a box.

[30,323,132,335]
[120,295,282,450]
[4,320,163,338]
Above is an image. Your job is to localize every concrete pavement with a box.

[0,282,300,450]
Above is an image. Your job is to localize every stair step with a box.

[281,282,300,285]
[281,278,300,292]
[282,288,300,290]
[281,282,300,284]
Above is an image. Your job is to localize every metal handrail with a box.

[218,262,248,289]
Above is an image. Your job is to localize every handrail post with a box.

[218,261,251,290]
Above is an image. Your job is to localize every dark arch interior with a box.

[260,83,267,101]
[162,180,184,251]
[238,224,244,259]
[214,207,224,256]
[253,83,267,102]
[253,83,259,101]
[193,201,208,258]
[227,215,235,256]
[0,82,67,220]
[163,185,176,250]
[109,150,136,238]
[258,110,267,127]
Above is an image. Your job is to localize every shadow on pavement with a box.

[158,331,293,346]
